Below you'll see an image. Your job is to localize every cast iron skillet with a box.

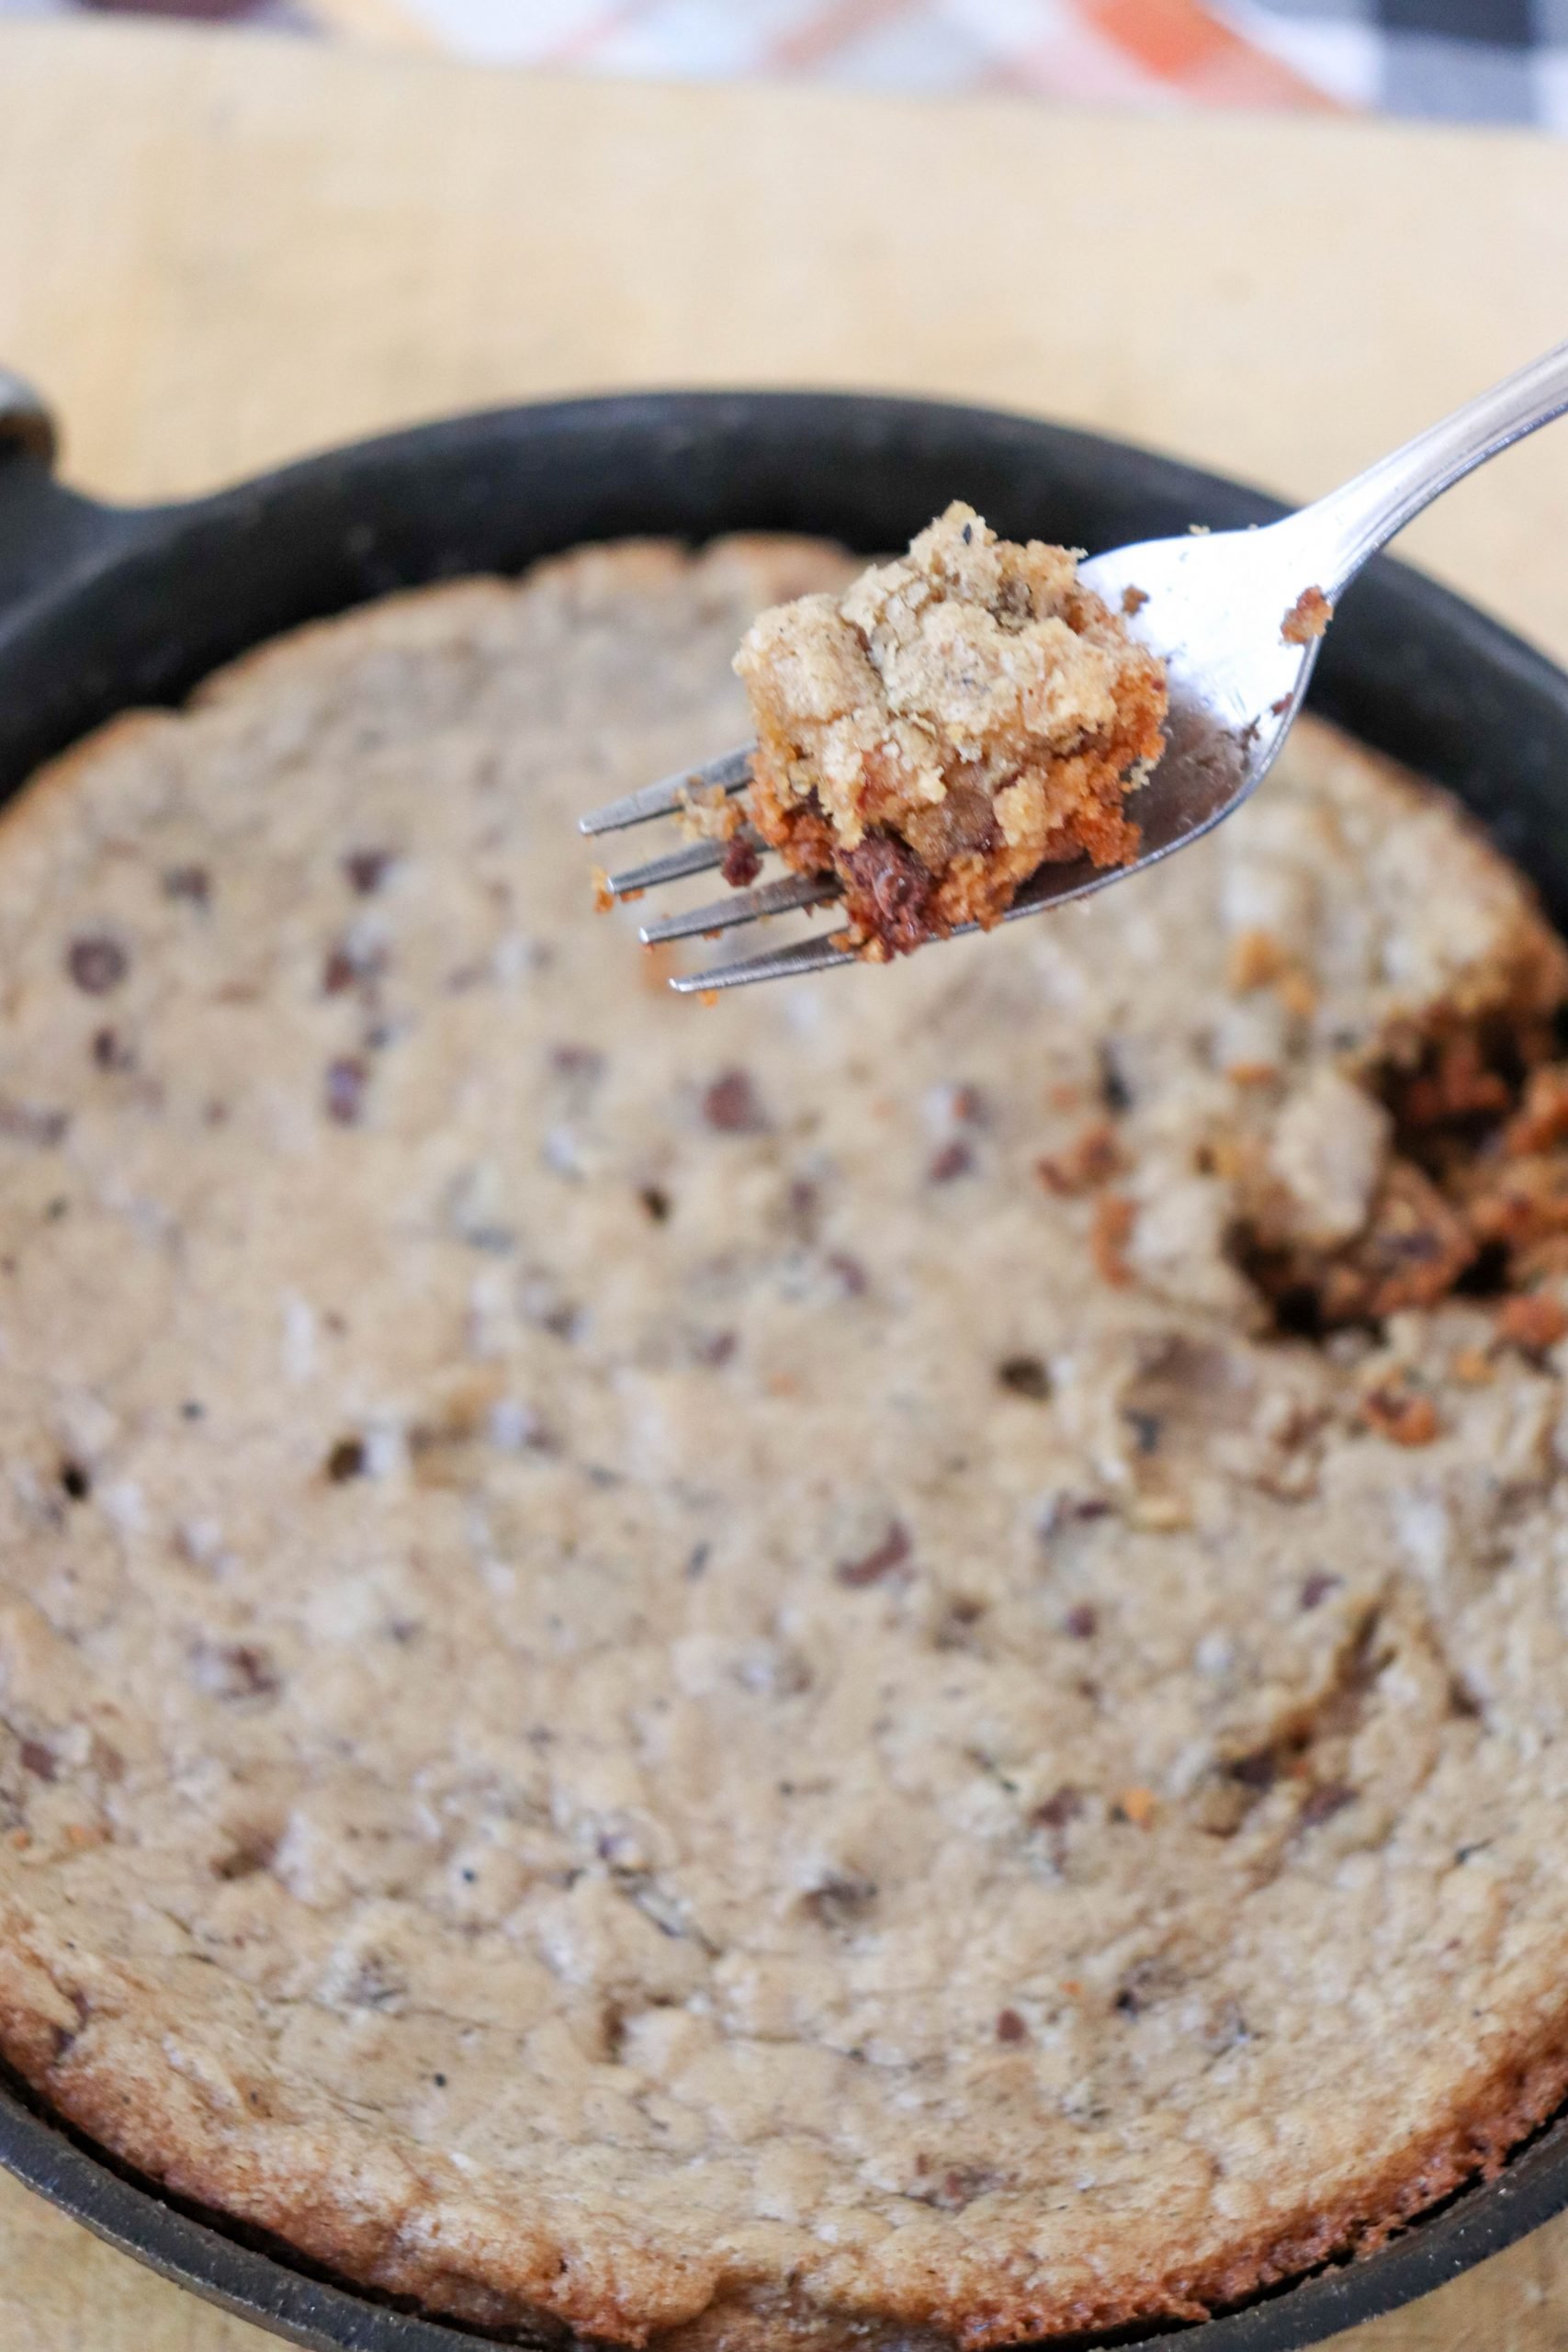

[2,370,1568,2352]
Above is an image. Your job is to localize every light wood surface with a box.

[2,22,1568,2349]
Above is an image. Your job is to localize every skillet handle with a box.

[0,368,57,466]
[0,368,133,631]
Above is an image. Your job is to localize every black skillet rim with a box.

[1,384,1567,2352]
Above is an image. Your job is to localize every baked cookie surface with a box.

[2,538,1568,2348]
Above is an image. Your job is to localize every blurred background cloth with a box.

[1,0,1563,126]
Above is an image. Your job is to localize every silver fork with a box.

[581,337,1568,994]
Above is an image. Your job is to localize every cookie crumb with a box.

[1090,1194,1136,1287]
[1282,587,1333,646]
[1359,1384,1439,1447]
[1495,1292,1568,1355]
[1038,1123,1122,1196]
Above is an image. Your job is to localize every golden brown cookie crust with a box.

[2,542,1568,2347]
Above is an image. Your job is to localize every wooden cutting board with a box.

[1,23,1567,2349]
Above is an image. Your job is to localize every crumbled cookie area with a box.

[1224,978,1568,1336]
[733,503,1168,958]
[1281,586,1334,647]
[7,550,1568,2351]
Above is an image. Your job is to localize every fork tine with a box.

[579,743,755,839]
[669,928,860,993]
[604,828,763,899]
[638,870,840,946]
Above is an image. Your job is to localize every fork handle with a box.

[1287,336,1568,600]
